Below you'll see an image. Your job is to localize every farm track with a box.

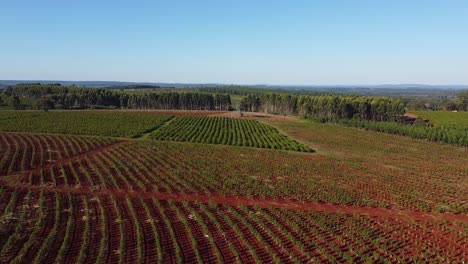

[1,183,466,223]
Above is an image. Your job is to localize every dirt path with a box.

[2,183,466,223]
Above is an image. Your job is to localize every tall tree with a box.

[457,90,468,111]
[11,96,23,110]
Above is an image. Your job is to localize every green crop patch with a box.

[150,116,313,152]
[0,110,172,138]
[412,110,468,128]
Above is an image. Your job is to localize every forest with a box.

[240,93,406,121]
[5,83,467,118]
[0,84,406,122]
[0,84,231,111]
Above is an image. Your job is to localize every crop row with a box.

[260,120,468,213]
[150,116,313,152]
[0,132,116,176]
[0,111,173,138]
[18,137,466,213]
[335,118,468,146]
[0,187,466,263]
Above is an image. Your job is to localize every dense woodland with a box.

[1,84,231,111]
[240,93,406,121]
[402,90,468,111]
[126,92,231,110]
[1,83,467,121]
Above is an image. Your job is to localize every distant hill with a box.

[0,80,466,90]
[0,80,227,88]
[0,80,138,87]
[259,84,468,90]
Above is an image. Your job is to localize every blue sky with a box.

[1,0,467,84]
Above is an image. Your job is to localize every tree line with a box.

[240,93,405,121]
[1,84,406,121]
[456,90,468,111]
[405,90,468,111]
[125,93,230,111]
[0,84,231,111]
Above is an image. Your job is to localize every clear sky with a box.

[1,0,467,85]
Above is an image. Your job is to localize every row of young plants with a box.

[2,189,47,264]
[329,118,468,146]
[25,141,229,195]
[0,189,31,262]
[0,132,115,176]
[151,141,466,212]
[6,131,463,214]
[150,116,313,152]
[0,186,466,263]
[0,111,172,138]
[0,188,131,264]
[267,119,468,214]
[20,137,466,213]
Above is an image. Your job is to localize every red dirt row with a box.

[1,186,466,263]
[0,132,117,177]
[16,140,127,179]
[2,182,466,223]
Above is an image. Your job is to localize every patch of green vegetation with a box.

[150,116,313,152]
[412,111,468,128]
[0,95,36,110]
[0,110,172,138]
[230,95,244,110]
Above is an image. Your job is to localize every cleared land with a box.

[150,116,313,152]
[0,111,467,263]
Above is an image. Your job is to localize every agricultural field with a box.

[0,111,172,138]
[150,116,313,152]
[0,187,465,263]
[412,110,468,128]
[0,111,467,263]
[0,132,117,176]
[15,139,464,212]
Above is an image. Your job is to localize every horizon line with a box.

[1,79,467,87]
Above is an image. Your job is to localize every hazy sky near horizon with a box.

[1,0,467,85]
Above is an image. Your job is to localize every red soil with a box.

[14,141,127,182]
[2,182,466,223]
